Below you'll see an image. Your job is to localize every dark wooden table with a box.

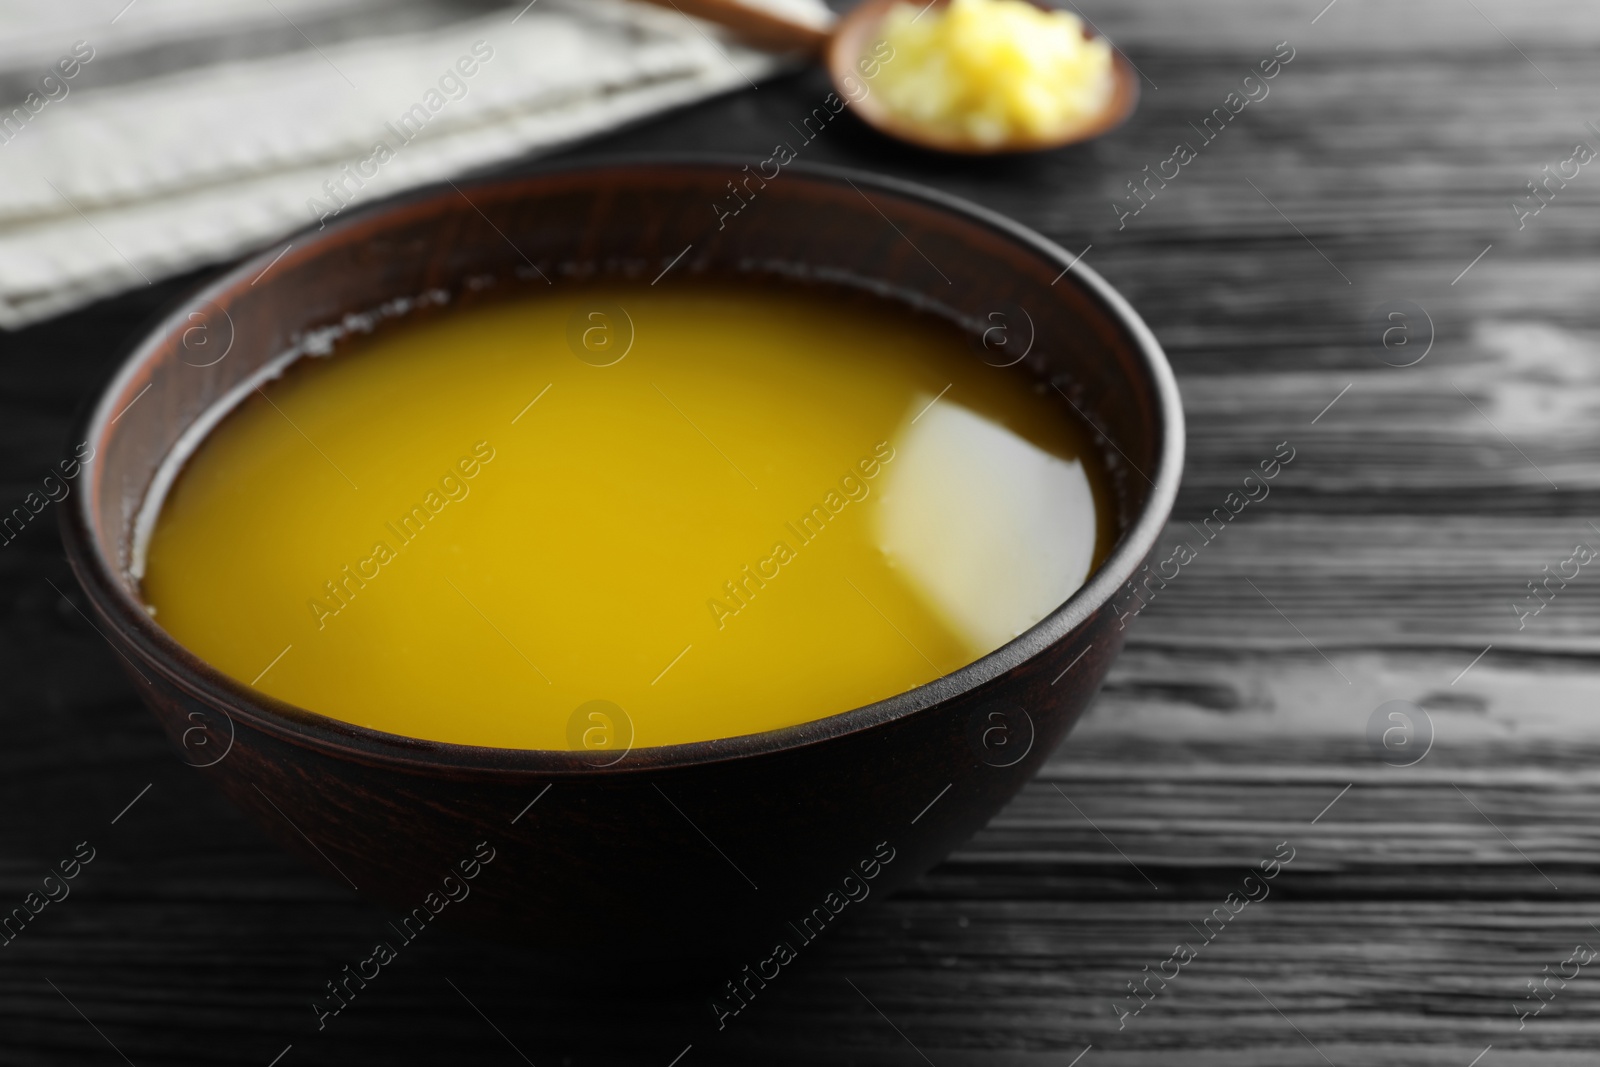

[4,0,1597,1062]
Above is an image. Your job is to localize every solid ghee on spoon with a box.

[141,284,1111,750]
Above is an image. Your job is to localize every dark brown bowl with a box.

[60,158,1182,969]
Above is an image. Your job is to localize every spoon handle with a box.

[634,0,832,55]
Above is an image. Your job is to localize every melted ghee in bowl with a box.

[141,284,1112,750]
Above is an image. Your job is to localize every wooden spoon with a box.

[642,0,1139,154]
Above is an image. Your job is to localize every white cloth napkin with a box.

[0,0,830,328]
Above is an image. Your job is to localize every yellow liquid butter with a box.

[142,285,1111,750]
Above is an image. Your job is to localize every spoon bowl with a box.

[646,0,1140,154]
[828,0,1140,154]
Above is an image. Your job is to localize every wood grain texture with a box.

[1,0,1598,1062]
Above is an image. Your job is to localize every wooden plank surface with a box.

[3,0,1599,1062]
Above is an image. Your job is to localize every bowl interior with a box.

[75,159,1179,762]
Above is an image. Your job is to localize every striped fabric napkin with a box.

[0,0,829,328]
